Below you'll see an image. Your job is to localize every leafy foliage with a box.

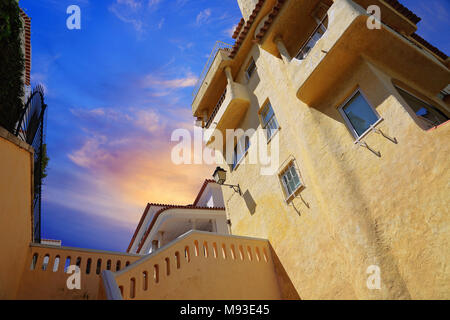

[0,0,25,133]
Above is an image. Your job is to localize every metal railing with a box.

[295,15,328,61]
[192,41,233,101]
[205,87,227,129]
[15,85,47,243]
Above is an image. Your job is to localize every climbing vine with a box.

[0,0,25,133]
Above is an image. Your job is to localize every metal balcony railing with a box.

[205,87,227,129]
[295,16,328,61]
[192,41,233,101]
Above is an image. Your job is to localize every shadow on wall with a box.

[243,190,257,215]
[269,244,301,300]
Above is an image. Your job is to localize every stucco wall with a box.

[16,244,141,300]
[115,231,283,300]
[215,9,450,299]
[0,128,34,299]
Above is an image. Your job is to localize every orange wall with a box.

[115,231,283,300]
[0,128,34,299]
[16,244,142,300]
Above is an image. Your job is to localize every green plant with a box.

[0,0,25,133]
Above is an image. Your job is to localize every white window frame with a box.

[259,101,280,142]
[395,85,449,128]
[279,161,304,201]
[338,88,383,141]
[231,135,250,171]
[245,58,257,81]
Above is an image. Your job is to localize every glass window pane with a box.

[343,92,379,137]
[281,163,302,197]
[396,87,449,127]
[262,104,274,126]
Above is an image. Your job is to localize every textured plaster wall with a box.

[16,245,141,300]
[216,4,450,299]
[0,130,33,299]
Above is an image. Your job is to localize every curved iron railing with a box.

[15,85,47,243]
[192,41,232,101]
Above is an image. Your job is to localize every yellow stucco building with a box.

[0,0,449,300]
[191,0,450,299]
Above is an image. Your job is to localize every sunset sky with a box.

[19,0,449,252]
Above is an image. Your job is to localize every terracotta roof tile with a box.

[410,33,448,60]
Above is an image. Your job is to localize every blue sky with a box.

[19,0,449,252]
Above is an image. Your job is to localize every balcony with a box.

[271,0,449,105]
[192,41,233,118]
[203,72,251,145]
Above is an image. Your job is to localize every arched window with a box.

[154,264,159,283]
[222,244,227,259]
[165,258,170,276]
[64,257,71,272]
[53,256,60,272]
[394,85,449,130]
[230,245,236,260]
[194,240,199,256]
[96,259,102,275]
[86,258,92,274]
[175,252,181,269]
[184,246,190,263]
[119,286,124,297]
[130,278,136,299]
[116,261,121,271]
[76,257,82,268]
[126,261,130,267]
[30,253,38,270]
[143,271,148,291]
[247,246,253,261]
[106,259,112,270]
[42,254,50,271]
[239,245,245,260]
[203,242,209,258]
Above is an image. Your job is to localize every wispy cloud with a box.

[196,8,212,26]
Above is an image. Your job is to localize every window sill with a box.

[353,118,384,144]
[284,184,305,204]
[426,119,450,131]
[267,128,280,145]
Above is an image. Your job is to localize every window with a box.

[260,102,279,141]
[338,90,380,139]
[280,162,303,198]
[232,135,250,170]
[245,58,256,80]
[296,15,328,60]
[395,86,449,129]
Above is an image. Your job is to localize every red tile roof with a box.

[255,0,286,42]
[192,179,216,206]
[126,179,221,253]
[384,0,421,25]
[410,33,448,60]
[229,0,266,58]
[232,18,245,39]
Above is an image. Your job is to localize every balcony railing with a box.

[205,87,227,129]
[192,41,232,101]
[295,16,328,61]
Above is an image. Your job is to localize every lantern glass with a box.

[213,167,227,185]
